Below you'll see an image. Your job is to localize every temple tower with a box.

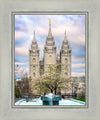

[44,19,56,72]
[29,31,40,78]
[61,31,71,79]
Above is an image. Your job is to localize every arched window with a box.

[49,55,52,64]
[65,58,68,64]
[33,58,36,64]
[65,72,68,76]
[33,73,35,77]
[33,66,36,71]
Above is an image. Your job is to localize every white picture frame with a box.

[0,0,100,120]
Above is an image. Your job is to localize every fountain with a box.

[15,94,85,105]
[41,93,62,105]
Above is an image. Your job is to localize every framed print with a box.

[0,0,100,120]
[12,12,88,108]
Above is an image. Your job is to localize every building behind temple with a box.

[29,20,72,94]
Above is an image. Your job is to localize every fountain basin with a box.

[41,93,62,105]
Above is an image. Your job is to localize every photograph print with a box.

[14,13,86,106]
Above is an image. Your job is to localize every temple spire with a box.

[64,31,67,42]
[33,31,36,42]
[48,19,52,37]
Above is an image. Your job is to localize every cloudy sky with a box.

[15,14,85,78]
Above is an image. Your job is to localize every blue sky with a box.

[15,15,85,78]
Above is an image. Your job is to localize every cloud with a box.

[15,15,85,46]
[72,57,85,62]
[15,31,26,41]
[71,63,85,77]
[72,63,85,68]
[72,72,85,77]
[15,46,29,57]
[15,62,27,66]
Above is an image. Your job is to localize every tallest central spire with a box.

[48,19,52,37]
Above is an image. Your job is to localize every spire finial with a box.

[48,19,52,36]
[49,19,51,24]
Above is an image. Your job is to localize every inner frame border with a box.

[11,11,89,109]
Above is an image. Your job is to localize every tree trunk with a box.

[51,89,53,93]
[55,89,57,95]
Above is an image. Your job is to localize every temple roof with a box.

[61,31,71,52]
[45,20,56,47]
[29,31,39,51]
